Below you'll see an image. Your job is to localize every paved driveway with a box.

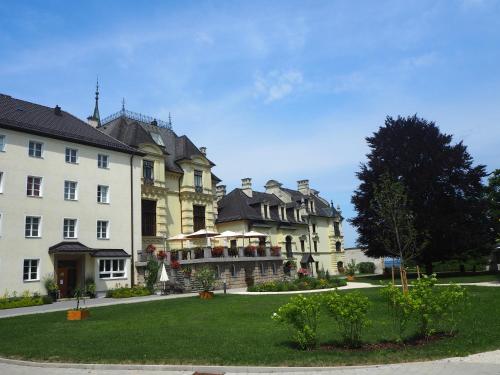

[0,350,499,375]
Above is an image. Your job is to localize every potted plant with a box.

[84,277,96,298]
[257,245,266,257]
[244,245,256,257]
[297,267,309,278]
[228,247,238,257]
[67,288,89,320]
[157,250,166,260]
[170,250,179,261]
[271,246,281,256]
[194,247,204,259]
[170,259,181,270]
[195,266,217,299]
[43,274,59,301]
[182,265,192,278]
[211,246,224,257]
[345,259,358,281]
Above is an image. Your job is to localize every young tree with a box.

[351,115,493,273]
[486,169,500,244]
[371,174,424,291]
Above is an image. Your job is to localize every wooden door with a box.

[57,267,69,298]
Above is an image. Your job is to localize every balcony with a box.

[138,246,283,265]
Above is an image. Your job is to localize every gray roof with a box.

[100,114,215,174]
[0,94,140,155]
[48,241,129,257]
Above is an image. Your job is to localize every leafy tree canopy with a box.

[350,115,493,271]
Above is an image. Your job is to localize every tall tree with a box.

[486,169,500,245]
[351,115,492,273]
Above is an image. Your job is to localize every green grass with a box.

[0,287,499,366]
[356,273,500,285]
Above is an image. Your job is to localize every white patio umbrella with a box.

[167,233,188,249]
[243,230,268,246]
[185,229,220,246]
[214,230,244,247]
[159,263,169,295]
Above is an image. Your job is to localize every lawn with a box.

[356,272,500,285]
[0,287,499,366]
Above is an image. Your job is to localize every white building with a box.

[0,93,143,297]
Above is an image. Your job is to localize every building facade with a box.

[216,178,346,275]
[0,94,142,297]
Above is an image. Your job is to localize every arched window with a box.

[231,264,237,277]
[285,236,293,258]
[272,263,277,275]
[335,241,342,252]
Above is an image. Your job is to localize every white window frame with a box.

[26,175,43,197]
[65,147,78,164]
[0,171,4,193]
[64,180,78,201]
[28,140,43,158]
[97,220,109,239]
[98,154,109,169]
[98,258,126,279]
[0,134,5,152]
[25,215,42,238]
[63,218,78,239]
[23,259,40,282]
[97,185,109,204]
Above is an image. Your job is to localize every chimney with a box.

[297,179,310,195]
[54,105,62,116]
[216,185,226,201]
[241,177,253,197]
[200,147,207,156]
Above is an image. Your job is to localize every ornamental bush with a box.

[248,276,346,292]
[0,291,52,310]
[380,282,414,341]
[272,294,322,350]
[358,262,375,274]
[324,291,370,348]
[106,286,151,298]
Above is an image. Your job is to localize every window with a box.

[285,236,293,258]
[272,263,277,275]
[97,220,109,239]
[25,216,41,237]
[312,224,316,233]
[260,263,266,275]
[0,135,5,151]
[194,170,203,191]
[99,259,125,279]
[98,154,109,169]
[336,241,342,252]
[26,176,42,197]
[230,239,237,249]
[310,201,314,211]
[28,141,42,158]
[263,204,269,219]
[143,160,154,182]
[231,264,237,277]
[65,148,78,163]
[97,185,109,203]
[280,207,285,220]
[150,132,165,146]
[215,265,221,279]
[63,218,77,239]
[141,200,156,236]
[0,171,4,193]
[64,181,77,200]
[193,205,206,231]
[296,209,300,221]
[300,239,305,252]
[23,259,39,281]
[334,222,341,237]
[314,241,318,253]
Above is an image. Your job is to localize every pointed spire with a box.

[92,77,101,126]
[168,112,172,127]
[121,97,125,112]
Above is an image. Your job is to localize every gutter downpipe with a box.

[130,154,136,286]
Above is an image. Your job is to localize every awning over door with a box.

[49,242,129,257]
[300,253,315,264]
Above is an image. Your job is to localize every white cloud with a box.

[254,69,304,103]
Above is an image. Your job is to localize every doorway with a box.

[57,260,79,298]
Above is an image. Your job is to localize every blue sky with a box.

[1,0,499,246]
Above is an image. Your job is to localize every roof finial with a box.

[91,76,101,126]
[168,112,172,127]
[121,97,125,112]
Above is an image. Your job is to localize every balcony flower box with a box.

[228,248,238,257]
[257,246,266,257]
[171,260,181,270]
[244,245,256,257]
[157,250,166,260]
[271,246,281,256]
[211,246,224,257]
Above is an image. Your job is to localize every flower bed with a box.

[248,276,346,292]
[211,246,224,257]
[0,292,52,310]
[106,286,151,298]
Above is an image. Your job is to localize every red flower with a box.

[145,244,156,253]
[211,246,224,257]
[157,250,166,259]
[171,260,181,269]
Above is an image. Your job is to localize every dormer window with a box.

[280,207,285,220]
[310,201,314,212]
[296,209,300,221]
[143,160,154,183]
[263,204,269,219]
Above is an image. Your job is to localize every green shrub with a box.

[0,291,52,310]
[248,277,346,292]
[84,278,97,298]
[106,286,151,298]
[358,262,375,274]
[345,260,358,276]
[194,266,217,292]
[324,291,370,347]
[145,259,160,293]
[380,283,414,341]
[272,294,322,350]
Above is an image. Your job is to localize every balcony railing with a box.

[138,246,283,264]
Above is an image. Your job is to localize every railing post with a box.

[238,246,245,257]
[223,246,229,258]
[265,247,271,257]
[203,247,211,259]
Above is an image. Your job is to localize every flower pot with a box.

[346,275,355,281]
[199,291,214,300]
[67,309,90,321]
